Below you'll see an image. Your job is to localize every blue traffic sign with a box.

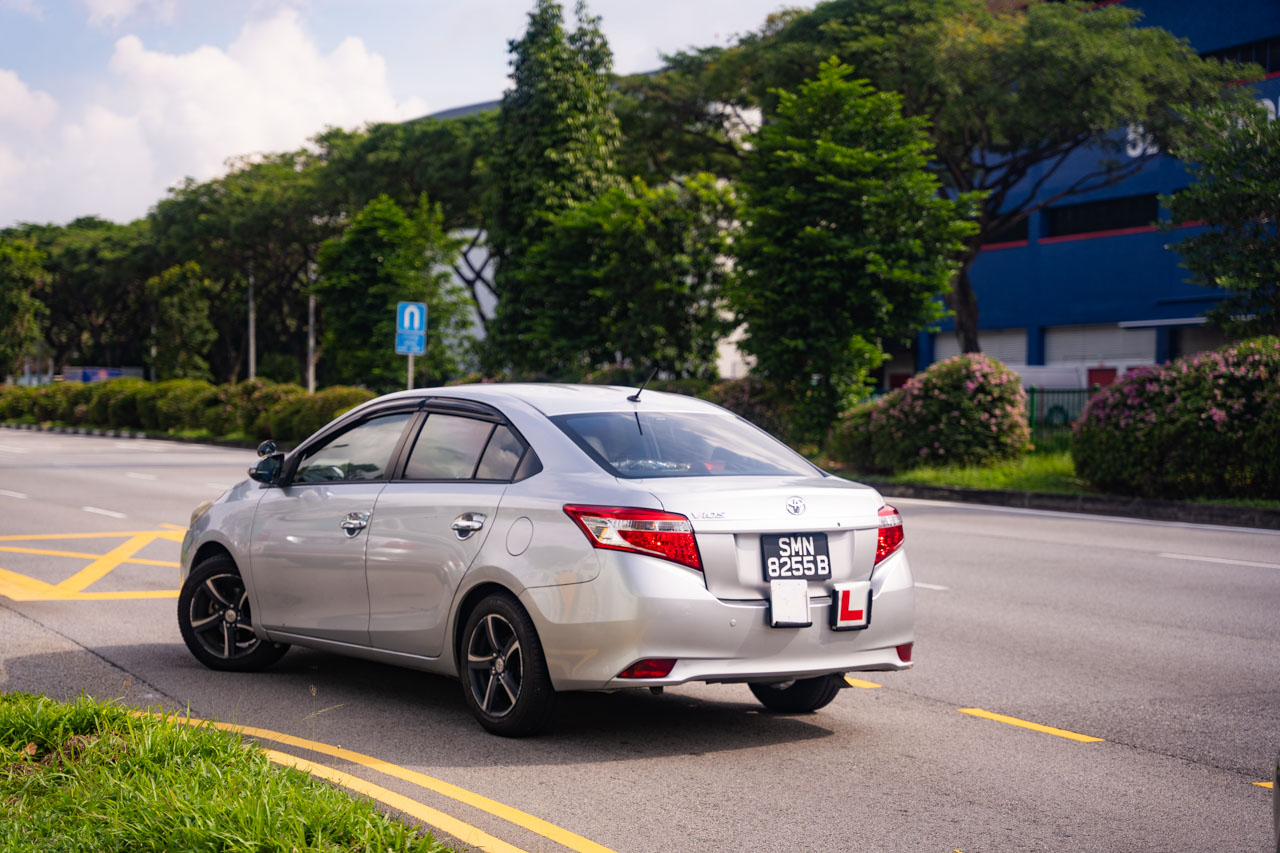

[396,301,427,355]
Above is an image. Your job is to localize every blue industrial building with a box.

[892,0,1280,390]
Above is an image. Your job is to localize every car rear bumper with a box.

[521,548,915,691]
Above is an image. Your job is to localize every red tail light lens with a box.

[875,505,904,565]
[896,643,913,663]
[563,505,703,571]
[617,658,676,679]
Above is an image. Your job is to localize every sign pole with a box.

[407,353,414,391]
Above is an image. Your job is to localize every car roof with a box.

[376,383,725,417]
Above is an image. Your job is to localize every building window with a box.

[1044,194,1158,239]
[1202,36,1280,75]
[981,218,1029,245]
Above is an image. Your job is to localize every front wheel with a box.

[460,593,555,737]
[177,555,288,672]
[749,675,842,713]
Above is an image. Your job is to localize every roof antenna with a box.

[627,367,658,403]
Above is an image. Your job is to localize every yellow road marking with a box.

[0,544,177,567]
[0,528,182,601]
[844,677,882,689]
[55,533,159,592]
[1255,781,1274,789]
[263,750,528,853]
[958,708,1104,742]
[159,523,188,532]
[166,715,617,853]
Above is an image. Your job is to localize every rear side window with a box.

[404,414,492,480]
[551,411,821,479]
[402,414,534,482]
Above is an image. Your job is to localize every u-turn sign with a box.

[396,301,427,355]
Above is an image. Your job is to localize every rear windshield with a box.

[550,411,822,479]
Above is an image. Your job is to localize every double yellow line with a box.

[165,715,616,853]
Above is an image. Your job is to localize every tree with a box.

[1162,102,1280,337]
[0,238,46,379]
[314,195,472,392]
[716,0,1244,352]
[150,151,339,383]
[145,262,218,380]
[512,173,738,377]
[732,60,978,441]
[483,0,623,367]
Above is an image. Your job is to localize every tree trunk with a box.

[949,258,981,354]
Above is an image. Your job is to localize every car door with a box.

[250,409,415,645]
[364,408,534,658]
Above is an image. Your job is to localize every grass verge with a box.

[885,451,1085,494]
[1,693,452,853]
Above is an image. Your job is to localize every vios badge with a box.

[785,496,806,516]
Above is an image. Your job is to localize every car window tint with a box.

[551,411,820,479]
[404,414,493,480]
[294,413,411,483]
[475,425,524,480]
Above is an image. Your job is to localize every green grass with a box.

[1,693,452,853]
[885,450,1085,494]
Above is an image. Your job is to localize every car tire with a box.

[749,675,842,713]
[178,554,289,672]
[460,593,555,737]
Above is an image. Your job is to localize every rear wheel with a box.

[460,593,555,737]
[178,555,288,672]
[749,675,842,713]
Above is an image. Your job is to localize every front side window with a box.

[551,411,821,479]
[293,413,411,483]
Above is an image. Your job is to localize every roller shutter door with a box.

[934,328,1027,365]
[1044,324,1155,364]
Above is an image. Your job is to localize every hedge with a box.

[1072,336,1280,499]
[0,378,368,445]
[829,354,1031,474]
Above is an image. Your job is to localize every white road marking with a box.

[1159,552,1280,571]
[891,496,1280,537]
[0,489,28,499]
[913,582,950,591]
[127,472,158,480]
[82,506,127,519]
[0,444,29,454]
[205,483,231,490]
[116,442,162,452]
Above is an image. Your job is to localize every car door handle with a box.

[339,511,370,537]
[450,512,487,541]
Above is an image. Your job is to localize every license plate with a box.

[762,532,831,582]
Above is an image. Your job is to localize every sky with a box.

[0,0,791,229]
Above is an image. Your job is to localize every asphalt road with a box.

[0,428,1275,852]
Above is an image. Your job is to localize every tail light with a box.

[563,505,703,571]
[896,643,913,663]
[875,505,904,565]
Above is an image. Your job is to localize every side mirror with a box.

[248,452,285,485]
[257,439,278,458]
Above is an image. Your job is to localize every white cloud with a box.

[0,70,57,130]
[84,0,174,27]
[0,9,427,225]
[0,0,42,19]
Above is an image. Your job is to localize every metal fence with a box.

[1026,387,1093,452]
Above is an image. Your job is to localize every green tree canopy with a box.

[0,237,47,379]
[714,0,1245,352]
[1163,102,1280,337]
[145,262,218,381]
[314,194,472,392]
[483,0,623,368]
[513,173,738,378]
[732,60,978,441]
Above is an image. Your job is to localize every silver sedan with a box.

[178,384,915,736]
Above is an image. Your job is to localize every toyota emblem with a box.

[785,496,806,515]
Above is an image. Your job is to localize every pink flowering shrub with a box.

[1072,336,1280,499]
[829,354,1031,474]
